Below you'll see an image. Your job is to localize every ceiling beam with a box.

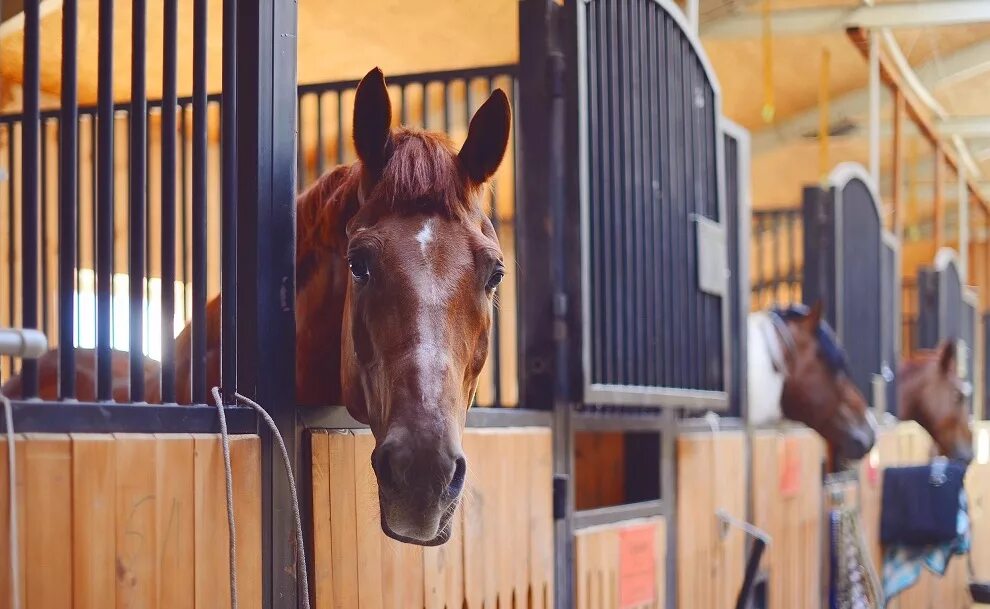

[847,28,990,213]
[938,117,990,139]
[752,39,990,155]
[701,0,990,38]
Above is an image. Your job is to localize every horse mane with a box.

[771,304,849,373]
[295,128,479,289]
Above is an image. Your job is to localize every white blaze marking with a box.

[415,219,435,255]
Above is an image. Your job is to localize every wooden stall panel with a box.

[310,426,554,609]
[0,433,260,609]
[574,517,666,609]
[971,423,990,581]
[675,431,746,609]
[751,429,824,609]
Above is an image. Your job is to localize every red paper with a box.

[619,524,656,608]
[779,437,802,497]
[866,450,880,487]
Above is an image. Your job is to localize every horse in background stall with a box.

[3,68,512,547]
[897,341,974,463]
[748,301,878,462]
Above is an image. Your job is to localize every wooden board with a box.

[72,434,118,609]
[24,434,72,609]
[115,433,159,609]
[310,426,553,609]
[751,429,824,609]
[675,430,748,609]
[155,434,195,609]
[574,517,666,609]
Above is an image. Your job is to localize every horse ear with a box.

[938,340,957,376]
[806,300,824,327]
[353,67,393,178]
[459,89,511,184]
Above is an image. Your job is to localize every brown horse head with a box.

[899,341,973,463]
[297,68,510,545]
[775,302,876,460]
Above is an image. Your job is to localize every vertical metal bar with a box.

[336,90,345,165]
[400,84,408,126]
[96,0,115,400]
[129,0,148,401]
[6,124,14,379]
[58,0,79,400]
[161,0,178,403]
[40,121,49,343]
[180,104,189,304]
[442,80,451,135]
[191,0,209,403]
[19,0,41,397]
[484,78,503,407]
[315,93,324,177]
[773,212,782,303]
[221,0,238,402]
[296,94,304,191]
[238,0,299,604]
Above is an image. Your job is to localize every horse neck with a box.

[293,166,359,406]
[895,360,929,429]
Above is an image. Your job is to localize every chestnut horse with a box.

[897,340,973,463]
[4,68,511,546]
[748,302,877,460]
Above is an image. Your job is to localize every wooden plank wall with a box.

[574,517,666,609]
[0,432,261,609]
[858,422,977,609]
[675,430,747,609]
[751,428,824,609]
[310,426,554,609]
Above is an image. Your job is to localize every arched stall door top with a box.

[802,162,899,411]
[576,0,729,408]
[918,249,976,408]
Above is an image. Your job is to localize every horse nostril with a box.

[372,446,396,491]
[447,456,466,498]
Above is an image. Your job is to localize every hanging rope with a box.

[212,387,312,609]
[1,390,19,609]
[819,47,831,183]
[761,0,775,123]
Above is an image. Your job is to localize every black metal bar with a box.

[296,94,304,191]
[735,537,768,609]
[96,0,114,400]
[221,0,238,403]
[1,402,257,434]
[7,124,15,378]
[487,79,503,408]
[237,0,299,605]
[161,0,178,403]
[296,64,518,96]
[19,0,41,397]
[58,0,81,400]
[180,104,189,310]
[315,93,324,177]
[336,90,344,165]
[128,0,148,401]
[40,120,49,341]
[191,0,208,404]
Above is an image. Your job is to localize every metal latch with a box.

[694,215,727,297]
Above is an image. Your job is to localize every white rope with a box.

[0,391,19,609]
[211,387,239,609]
[212,387,311,609]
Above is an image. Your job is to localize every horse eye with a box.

[348,256,370,284]
[486,267,505,292]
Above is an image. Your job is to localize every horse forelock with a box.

[370,128,477,219]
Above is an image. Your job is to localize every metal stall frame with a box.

[2,0,302,606]
[576,0,731,411]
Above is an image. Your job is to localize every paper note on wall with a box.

[619,524,656,608]
[780,436,802,497]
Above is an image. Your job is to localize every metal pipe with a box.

[161,0,178,403]
[221,0,238,402]
[191,0,208,403]
[96,0,115,400]
[19,0,41,397]
[129,0,148,401]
